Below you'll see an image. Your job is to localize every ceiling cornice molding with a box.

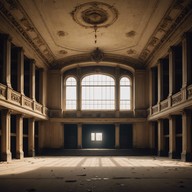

[0,0,55,67]
[51,53,145,71]
[139,0,192,64]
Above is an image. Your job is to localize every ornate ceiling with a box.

[0,0,191,69]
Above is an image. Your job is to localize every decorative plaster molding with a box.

[0,0,55,66]
[139,0,192,63]
[52,53,144,71]
[71,1,118,29]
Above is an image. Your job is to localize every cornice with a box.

[0,0,55,67]
[52,53,145,71]
[139,0,192,64]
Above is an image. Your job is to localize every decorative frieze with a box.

[23,97,32,109]
[160,99,169,110]
[11,91,21,104]
[35,103,42,113]
[0,84,6,98]
[152,105,158,114]
[187,85,192,99]
[172,92,183,106]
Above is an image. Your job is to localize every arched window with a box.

[120,77,131,110]
[82,74,115,110]
[65,77,77,110]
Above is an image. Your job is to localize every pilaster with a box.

[1,109,12,161]
[115,123,120,149]
[169,116,176,159]
[28,118,35,157]
[77,123,82,149]
[17,47,24,95]
[16,115,24,159]
[181,110,192,162]
[30,60,36,101]
[158,119,164,156]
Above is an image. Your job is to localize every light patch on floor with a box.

[0,156,191,175]
[0,156,192,192]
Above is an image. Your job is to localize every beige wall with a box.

[39,121,64,148]
[133,122,149,148]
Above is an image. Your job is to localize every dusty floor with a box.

[0,156,192,192]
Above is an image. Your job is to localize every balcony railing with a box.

[150,84,192,116]
[0,83,47,118]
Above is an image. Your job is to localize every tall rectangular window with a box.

[66,77,77,110]
[120,77,131,110]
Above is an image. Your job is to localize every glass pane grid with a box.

[66,77,77,110]
[82,74,115,110]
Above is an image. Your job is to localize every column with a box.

[77,124,82,149]
[115,123,120,149]
[16,115,24,159]
[30,60,36,101]
[17,48,24,95]
[181,110,192,162]
[0,34,12,88]
[28,118,35,157]
[158,119,164,156]
[115,68,120,117]
[182,32,192,100]
[77,67,81,116]
[151,67,158,106]
[168,47,176,105]
[169,116,176,159]
[149,69,153,115]
[1,110,12,161]
[158,60,163,103]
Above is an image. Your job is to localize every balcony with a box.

[149,84,192,119]
[0,83,48,119]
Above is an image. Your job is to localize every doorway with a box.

[120,124,133,149]
[82,124,115,148]
[64,124,77,149]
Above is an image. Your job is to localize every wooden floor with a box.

[0,156,192,192]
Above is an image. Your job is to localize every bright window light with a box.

[82,74,115,110]
[91,133,103,141]
[120,77,131,110]
[66,77,77,110]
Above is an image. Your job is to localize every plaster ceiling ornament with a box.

[71,1,118,44]
[91,47,104,63]
[71,1,118,29]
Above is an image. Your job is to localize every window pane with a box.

[91,133,95,141]
[66,77,77,110]
[82,74,115,110]
[120,77,131,110]
[96,133,102,141]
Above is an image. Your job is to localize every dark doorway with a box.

[82,124,115,148]
[64,124,77,149]
[11,115,16,159]
[120,124,133,149]
[35,121,39,155]
[175,115,182,158]
[23,118,29,157]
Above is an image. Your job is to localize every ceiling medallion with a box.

[71,2,118,29]
[91,48,104,63]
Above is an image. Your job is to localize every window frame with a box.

[65,76,77,110]
[81,73,116,111]
[119,76,132,111]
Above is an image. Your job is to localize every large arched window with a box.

[120,77,131,110]
[82,74,115,110]
[65,77,77,110]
